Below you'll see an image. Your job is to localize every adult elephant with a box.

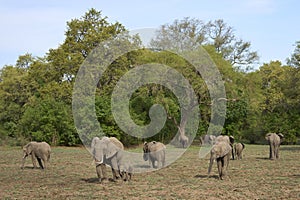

[265,133,284,160]
[234,143,245,160]
[21,141,51,169]
[143,141,166,168]
[200,134,216,146]
[91,136,124,182]
[208,141,232,180]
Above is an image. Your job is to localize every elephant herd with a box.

[21,132,284,182]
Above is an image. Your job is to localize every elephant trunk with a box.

[95,155,104,165]
[208,155,214,176]
[21,155,27,169]
[143,152,149,161]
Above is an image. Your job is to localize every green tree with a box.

[47,8,127,83]
[19,97,77,145]
[287,41,300,67]
[150,18,259,70]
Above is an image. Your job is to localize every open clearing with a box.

[0,145,299,199]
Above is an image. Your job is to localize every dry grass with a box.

[0,145,299,199]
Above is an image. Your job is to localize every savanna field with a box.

[0,145,299,200]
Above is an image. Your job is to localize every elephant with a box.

[200,134,216,146]
[234,143,245,160]
[208,141,232,180]
[179,134,189,148]
[91,136,125,182]
[265,133,284,160]
[21,141,51,169]
[143,141,166,168]
[119,161,133,181]
[215,135,235,160]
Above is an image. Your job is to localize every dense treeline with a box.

[0,9,299,146]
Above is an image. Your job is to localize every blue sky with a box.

[0,0,299,68]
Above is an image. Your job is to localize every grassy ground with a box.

[0,144,299,200]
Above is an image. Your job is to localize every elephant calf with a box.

[208,141,232,180]
[234,143,245,160]
[119,160,133,181]
[265,133,284,160]
[21,141,51,169]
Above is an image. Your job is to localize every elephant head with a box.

[143,142,149,161]
[91,136,124,165]
[22,141,37,159]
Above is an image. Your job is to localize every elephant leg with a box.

[270,143,275,159]
[110,157,120,181]
[150,156,156,168]
[222,154,230,178]
[162,153,166,167]
[216,158,223,179]
[275,145,279,159]
[42,154,49,169]
[37,157,44,169]
[152,160,156,168]
[31,154,37,169]
[96,164,107,182]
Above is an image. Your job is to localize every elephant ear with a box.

[229,136,235,145]
[24,142,34,155]
[277,133,284,139]
[265,133,272,140]
[106,141,120,159]
[91,137,100,149]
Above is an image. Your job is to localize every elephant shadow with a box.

[81,178,99,183]
[194,174,219,179]
[81,177,120,183]
[21,166,43,170]
[134,164,151,169]
[255,157,270,160]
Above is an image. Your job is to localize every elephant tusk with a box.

[94,155,104,165]
[95,160,103,165]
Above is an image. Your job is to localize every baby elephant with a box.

[119,161,133,181]
[208,141,232,180]
[21,141,51,169]
[234,143,245,160]
[143,141,166,168]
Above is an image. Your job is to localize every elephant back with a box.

[212,141,232,158]
[265,133,282,143]
[148,141,166,152]
[109,137,124,150]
